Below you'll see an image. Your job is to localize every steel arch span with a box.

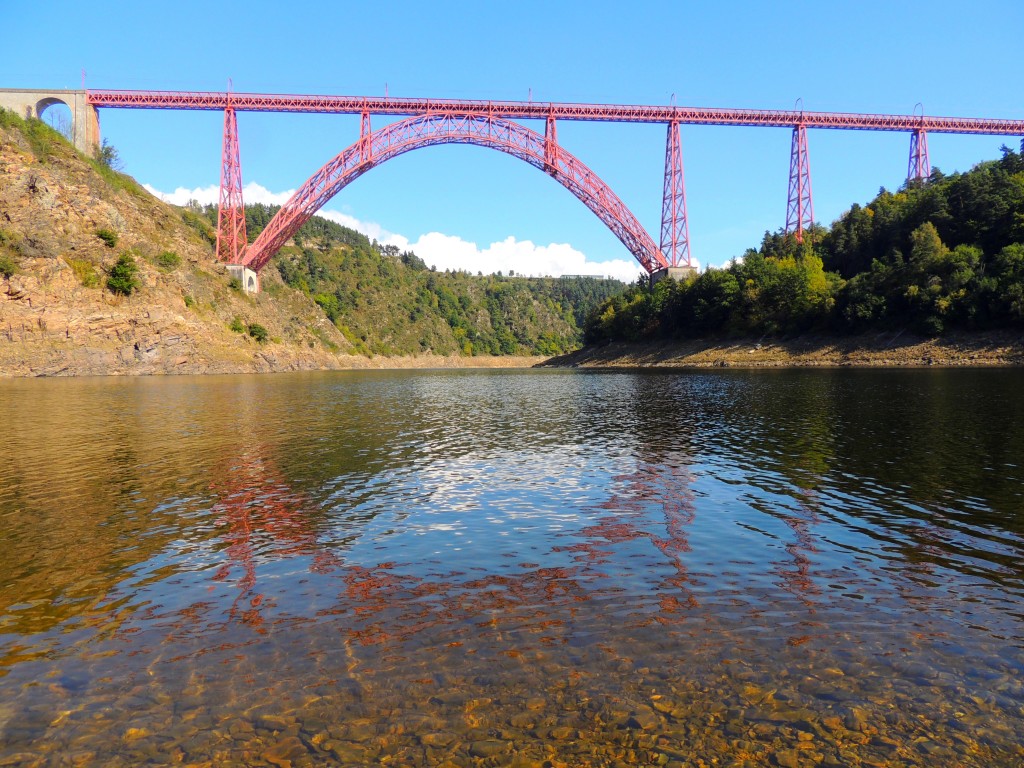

[242,112,668,274]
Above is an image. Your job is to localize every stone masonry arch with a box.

[0,89,100,154]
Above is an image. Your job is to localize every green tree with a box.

[106,254,140,296]
[836,259,893,330]
[986,243,1024,323]
[95,139,122,170]
[902,223,984,332]
[314,293,340,323]
[586,146,1024,342]
[682,268,740,333]
[156,251,181,271]
[247,323,269,343]
[0,254,16,279]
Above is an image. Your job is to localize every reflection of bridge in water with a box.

[210,452,341,629]
[3,86,1024,292]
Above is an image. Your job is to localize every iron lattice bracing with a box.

[785,125,814,243]
[660,121,691,267]
[215,106,247,263]
[908,128,931,181]
[242,112,668,274]
[83,89,1024,276]
[86,90,1024,135]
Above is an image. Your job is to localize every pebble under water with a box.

[1,368,1023,767]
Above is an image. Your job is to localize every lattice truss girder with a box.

[88,90,1024,136]
[243,112,669,274]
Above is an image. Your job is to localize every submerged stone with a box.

[469,739,507,758]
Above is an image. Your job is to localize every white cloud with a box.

[143,182,296,206]
[382,232,644,283]
[143,181,654,282]
[313,212,644,282]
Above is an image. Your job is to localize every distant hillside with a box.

[585,147,1024,344]
[186,202,625,357]
[0,111,625,376]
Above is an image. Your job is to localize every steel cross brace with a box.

[908,128,930,182]
[660,121,692,268]
[216,105,247,263]
[785,124,814,243]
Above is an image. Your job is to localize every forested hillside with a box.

[586,146,1024,343]
[190,203,625,356]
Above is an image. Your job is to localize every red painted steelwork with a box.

[360,110,372,164]
[216,106,247,263]
[544,113,558,174]
[88,88,1024,274]
[908,128,930,181]
[87,89,1024,135]
[660,122,691,268]
[785,125,814,243]
[242,113,668,274]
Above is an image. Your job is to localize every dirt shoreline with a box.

[538,331,1024,370]
[7,331,1024,377]
[0,343,550,378]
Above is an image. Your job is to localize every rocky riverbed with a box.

[6,628,1018,767]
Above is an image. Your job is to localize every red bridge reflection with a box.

[210,452,341,629]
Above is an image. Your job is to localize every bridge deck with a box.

[86,90,1024,136]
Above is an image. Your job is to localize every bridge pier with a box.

[650,265,697,287]
[785,124,814,242]
[908,128,930,182]
[227,265,260,294]
[660,120,692,268]
[0,88,100,155]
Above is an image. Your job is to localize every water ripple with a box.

[1,369,1023,765]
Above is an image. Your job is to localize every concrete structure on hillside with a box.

[226,265,260,294]
[0,89,100,155]
[650,265,698,287]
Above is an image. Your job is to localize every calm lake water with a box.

[1,368,1023,767]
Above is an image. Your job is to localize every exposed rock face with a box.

[0,119,367,376]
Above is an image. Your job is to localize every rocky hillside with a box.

[0,114,617,376]
[0,113,373,375]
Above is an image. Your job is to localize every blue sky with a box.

[7,1,1024,280]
